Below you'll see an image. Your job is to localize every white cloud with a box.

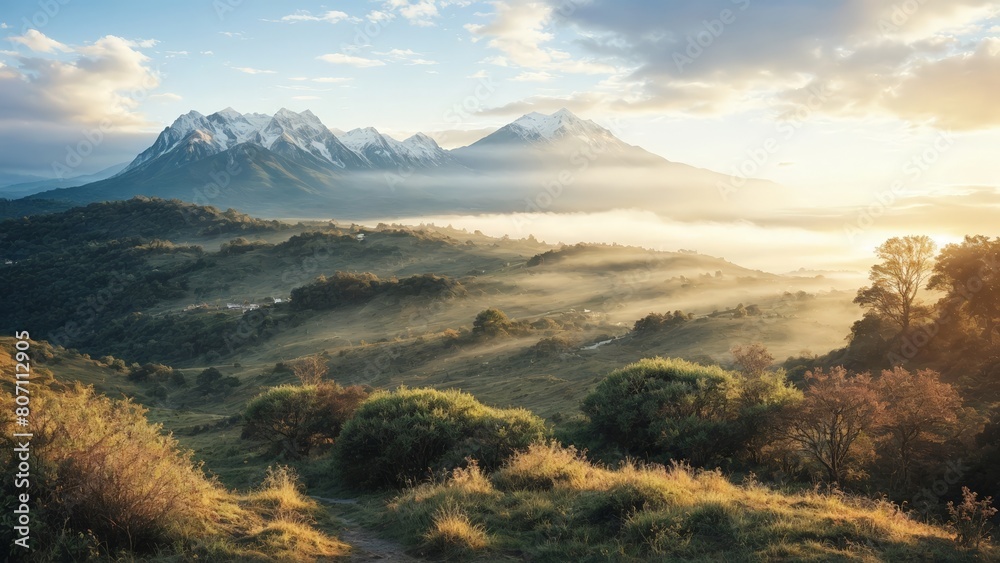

[317,53,386,67]
[201,50,214,56]
[218,31,245,39]
[374,48,439,65]
[375,48,419,57]
[292,95,322,100]
[313,77,353,83]
[274,10,357,24]
[0,23,8,30]
[512,70,554,81]
[124,38,158,48]
[232,66,276,74]
[481,55,510,67]
[0,32,160,128]
[468,70,490,78]
[149,92,183,101]
[9,30,72,53]
[367,10,395,23]
[383,0,440,27]
[467,0,614,75]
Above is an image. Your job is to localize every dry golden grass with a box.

[387,442,994,562]
[423,503,491,554]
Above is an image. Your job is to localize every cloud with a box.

[367,10,396,23]
[889,39,1000,129]
[124,38,159,48]
[480,55,510,66]
[201,50,214,56]
[384,0,440,27]
[511,70,554,81]
[550,0,1000,128]
[149,92,183,101]
[292,95,322,100]
[0,32,161,175]
[467,0,615,74]
[272,10,358,24]
[312,77,353,83]
[468,70,490,78]
[231,66,276,74]
[8,29,72,53]
[317,53,386,67]
[218,31,246,39]
[477,93,605,116]
[374,48,440,65]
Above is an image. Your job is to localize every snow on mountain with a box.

[502,108,622,146]
[339,127,453,168]
[120,107,636,179]
[123,107,369,173]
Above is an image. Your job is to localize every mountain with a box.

[453,108,664,168]
[339,128,457,169]
[121,108,366,175]
[25,107,788,220]
[0,162,128,198]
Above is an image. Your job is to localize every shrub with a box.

[530,336,576,357]
[492,442,596,491]
[633,311,691,333]
[196,367,224,388]
[333,387,548,489]
[948,487,997,549]
[127,362,175,383]
[422,504,490,554]
[472,308,514,337]
[0,384,212,552]
[582,357,799,466]
[242,382,369,459]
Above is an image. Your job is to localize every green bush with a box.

[334,387,549,489]
[472,308,514,337]
[242,383,370,459]
[582,357,799,466]
[290,272,464,311]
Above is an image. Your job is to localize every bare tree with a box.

[292,355,328,385]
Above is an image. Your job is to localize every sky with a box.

[0,0,998,270]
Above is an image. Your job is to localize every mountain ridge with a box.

[24,107,787,220]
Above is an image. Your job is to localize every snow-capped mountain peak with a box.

[122,106,628,178]
[508,108,603,142]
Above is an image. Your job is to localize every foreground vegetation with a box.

[2,202,999,561]
[386,443,977,561]
[0,349,347,562]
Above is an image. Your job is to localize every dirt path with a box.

[313,497,421,562]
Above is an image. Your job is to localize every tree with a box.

[928,235,1000,343]
[196,367,224,388]
[293,355,328,385]
[876,367,962,491]
[582,357,799,466]
[731,343,774,378]
[782,367,883,484]
[242,382,369,459]
[472,307,513,337]
[855,236,936,335]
